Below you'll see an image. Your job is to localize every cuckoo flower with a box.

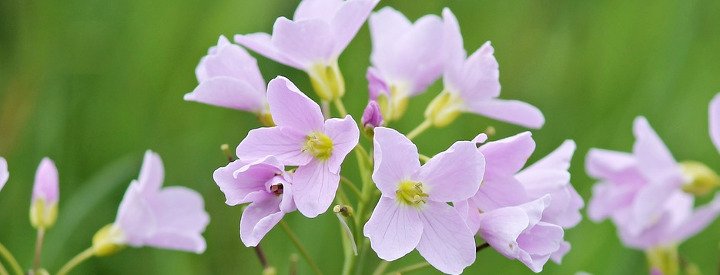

[0,157,7,191]
[235,0,379,100]
[236,76,359,218]
[30,158,59,229]
[363,127,484,274]
[214,156,295,247]
[586,117,720,249]
[711,93,720,152]
[184,36,272,125]
[455,132,580,272]
[93,151,209,256]
[366,7,444,121]
[424,9,544,128]
[361,100,383,136]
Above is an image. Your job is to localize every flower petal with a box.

[196,36,266,92]
[441,8,466,91]
[213,157,283,205]
[137,151,163,193]
[670,192,720,243]
[33,157,59,204]
[235,126,311,165]
[416,201,476,274]
[324,115,360,173]
[372,127,421,197]
[363,197,422,261]
[240,195,285,247]
[414,141,484,202]
[144,186,210,253]
[516,222,564,272]
[453,199,481,234]
[632,116,682,183]
[455,42,500,101]
[0,157,7,191]
[710,93,720,152]
[115,183,155,245]
[272,18,335,68]
[585,148,644,184]
[478,206,530,258]
[331,0,379,55]
[267,76,324,133]
[551,241,571,264]
[292,160,339,218]
[185,77,265,112]
[293,0,344,22]
[465,98,545,129]
[234,33,304,69]
[472,177,529,211]
[479,132,535,181]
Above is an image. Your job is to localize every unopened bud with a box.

[484,126,496,137]
[362,101,384,137]
[681,161,720,196]
[92,224,126,257]
[262,267,277,275]
[30,158,59,229]
[425,91,462,127]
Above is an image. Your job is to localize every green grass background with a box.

[1,0,720,274]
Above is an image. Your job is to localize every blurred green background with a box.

[1,0,720,274]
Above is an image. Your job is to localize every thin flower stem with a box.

[0,242,22,275]
[386,262,430,274]
[333,98,348,117]
[253,245,269,269]
[279,221,323,275]
[340,176,362,198]
[0,262,9,275]
[57,247,94,275]
[352,146,373,232]
[371,261,390,275]
[406,120,432,140]
[32,227,46,273]
[289,254,299,275]
[321,100,331,119]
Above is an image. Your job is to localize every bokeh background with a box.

[1,0,720,274]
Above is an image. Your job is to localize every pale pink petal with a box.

[330,0,379,55]
[416,201,476,274]
[372,127,421,196]
[628,178,679,235]
[472,177,529,211]
[292,160,339,218]
[145,186,210,253]
[710,93,720,152]
[369,7,412,67]
[293,0,344,22]
[670,193,720,243]
[441,8,466,92]
[32,157,59,204]
[465,99,545,129]
[363,197,422,261]
[453,200,481,234]
[272,18,334,68]
[235,127,311,165]
[234,33,304,69]
[115,183,155,245]
[472,133,488,144]
[0,157,8,191]
[324,115,360,173]
[585,148,644,184]
[414,141,484,202]
[455,42,500,101]
[275,175,296,213]
[516,222,564,272]
[267,77,324,133]
[184,77,265,112]
[587,182,636,222]
[137,151,163,193]
[197,36,265,92]
[479,132,535,181]
[541,185,584,228]
[478,206,530,258]
[213,157,283,205]
[632,117,682,183]
[240,194,285,247]
[551,241,571,264]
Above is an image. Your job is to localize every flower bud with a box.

[309,61,345,101]
[646,246,679,275]
[424,91,463,127]
[362,101,384,137]
[680,161,720,196]
[92,224,126,257]
[262,267,277,275]
[30,158,59,229]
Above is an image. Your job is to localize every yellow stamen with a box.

[396,180,429,207]
[303,132,334,160]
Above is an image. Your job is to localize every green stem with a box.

[57,247,94,275]
[321,100,331,119]
[279,221,323,275]
[352,146,373,232]
[32,227,45,273]
[0,242,22,275]
[372,261,390,275]
[333,98,348,117]
[0,262,9,275]
[418,154,431,163]
[387,262,430,274]
[340,176,363,198]
[406,120,432,140]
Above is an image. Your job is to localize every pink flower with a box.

[366,7,444,121]
[235,76,359,217]
[0,157,7,191]
[184,36,268,115]
[425,9,544,128]
[361,100,383,129]
[710,93,720,152]
[363,127,484,274]
[214,156,295,247]
[234,0,379,71]
[586,117,720,249]
[111,151,209,253]
[455,132,582,272]
[30,158,59,229]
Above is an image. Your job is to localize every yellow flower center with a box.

[680,161,720,196]
[424,90,464,127]
[396,180,429,207]
[303,132,333,160]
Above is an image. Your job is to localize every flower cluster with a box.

[0,151,208,275]
[586,95,720,274]
[190,1,582,274]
